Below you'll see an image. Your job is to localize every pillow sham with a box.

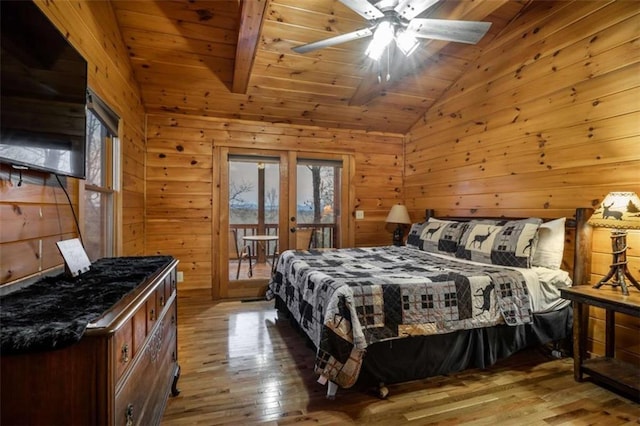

[455,220,501,263]
[406,222,428,249]
[532,217,566,269]
[420,219,467,255]
[456,218,543,268]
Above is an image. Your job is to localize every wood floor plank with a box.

[161,293,640,425]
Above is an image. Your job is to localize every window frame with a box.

[81,91,120,260]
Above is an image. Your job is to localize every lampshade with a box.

[396,30,420,56]
[588,192,640,229]
[385,204,411,225]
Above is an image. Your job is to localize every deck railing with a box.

[229,223,336,261]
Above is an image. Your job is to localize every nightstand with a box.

[560,286,640,401]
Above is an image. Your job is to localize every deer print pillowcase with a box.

[406,222,428,249]
[419,218,468,256]
[456,218,543,268]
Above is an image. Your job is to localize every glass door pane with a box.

[228,156,280,281]
[296,158,342,249]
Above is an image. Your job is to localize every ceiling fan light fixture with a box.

[366,20,395,60]
[294,1,492,62]
[395,30,419,56]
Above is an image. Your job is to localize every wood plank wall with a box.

[0,169,77,284]
[404,1,640,364]
[0,0,145,285]
[144,114,404,290]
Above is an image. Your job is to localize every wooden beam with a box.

[349,0,513,106]
[232,0,268,94]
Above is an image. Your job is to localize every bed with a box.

[267,208,592,398]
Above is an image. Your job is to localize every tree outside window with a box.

[83,108,117,260]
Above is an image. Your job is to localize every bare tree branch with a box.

[230,180,253,204]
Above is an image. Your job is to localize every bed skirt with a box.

[274,295,572,386]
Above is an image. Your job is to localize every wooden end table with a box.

[560,285,640,401]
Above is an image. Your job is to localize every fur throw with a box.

[1,256,172,355]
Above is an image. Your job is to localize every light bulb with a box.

[366,20,395,60]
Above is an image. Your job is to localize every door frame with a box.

[216,147,289,300]
[213,146,354,300]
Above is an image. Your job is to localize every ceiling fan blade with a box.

[339,0,385,20]
[292,28,373,54]
[407,19,492,44]
[394,0,441,21]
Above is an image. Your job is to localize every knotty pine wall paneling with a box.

[0,169,77,284]
[145,114,404,291]
[404,1,640,364]
[0,0,145,286]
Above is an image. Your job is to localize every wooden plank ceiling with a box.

[113,0,529,133]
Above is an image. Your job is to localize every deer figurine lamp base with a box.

[593,230,640,296]
[392,224,404,246]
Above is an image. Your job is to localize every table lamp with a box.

[385,204,411,246]
[588,191,640,295]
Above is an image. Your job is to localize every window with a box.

[84,91,119,261]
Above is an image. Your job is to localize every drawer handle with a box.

[149,308,155,321]
[121,344,129,364]
[125,403,134,426]
[160,295,165,306]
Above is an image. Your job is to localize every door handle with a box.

[290,227,297,233]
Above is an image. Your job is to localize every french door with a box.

[216,148,353,299]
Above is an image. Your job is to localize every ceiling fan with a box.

[292,0,492,60]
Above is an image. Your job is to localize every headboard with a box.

[423,208,594,286]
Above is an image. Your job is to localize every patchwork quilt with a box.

[267,246,533,389]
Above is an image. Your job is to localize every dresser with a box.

[0,257,180,425]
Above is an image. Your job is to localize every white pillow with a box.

[532,218,566,269]
[427,217,450,223]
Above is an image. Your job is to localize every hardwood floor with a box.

[229,259,273,281]
[162,292,640,425]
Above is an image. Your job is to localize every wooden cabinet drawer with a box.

[113,318,133,382]
[132,305,147,357]
[146,291,158,332]
[171,268,177,292]
[157,284,167,311]
[145,300,178,425]
[115,299,178,426]
[163,270,176,306]
[114,361,149,426]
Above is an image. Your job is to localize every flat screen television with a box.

[0,0,88,179]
